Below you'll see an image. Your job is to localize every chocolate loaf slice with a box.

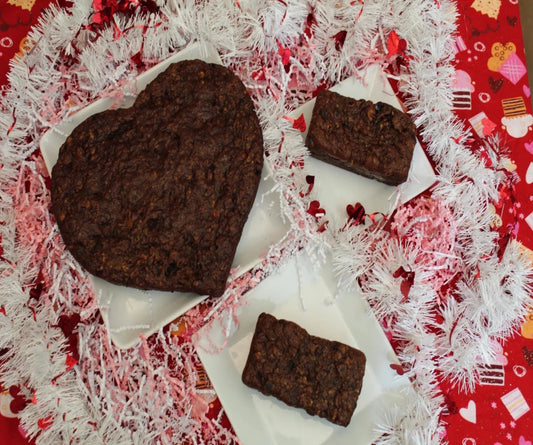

[242,312,366,427]
[306,89,416,186]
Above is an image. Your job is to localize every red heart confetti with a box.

[346,202,366,226]
[8,386,29,414]
[38,416,54,430]
[307,200,325,218]
[304,9,316,38]
[478,147,493,167]
[65,354,78,371]
[342,202,384,230]
[393,266,415,300]
[386,30,407,59]
[284,113,306,132]
[10,395,28,414]
[56,313,81,338]
[251,67,266,82]
[56,313,81,360]
[277,43,291,66]
[400,278,413,300]
[306,200,328,232]
[292,114,306,132]
[8,385,19,398]
[390,363,405,375]
[299,175,315,197]
[497,232,513,262]
[333,30,347,51]
[29,270,45,301]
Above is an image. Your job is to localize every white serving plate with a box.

[295,64,436,230]
[41,49,435,351]
[197,65,431,444]
[40,42,289,349]
[197,255,412,445]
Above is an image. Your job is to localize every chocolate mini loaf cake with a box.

[242,312,366,427]
[306,89,416,186]
[51,59,264,297]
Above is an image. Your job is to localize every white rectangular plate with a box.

[197,65,427,444]
[39,42,289,349]
[295,65,436,230]
[197,256,412,445]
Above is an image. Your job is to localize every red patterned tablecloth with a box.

[441,3,533,444]
[0,1,532,444]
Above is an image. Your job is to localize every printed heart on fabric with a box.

[459,400,476,424]
[507,16,518,27]
[51,59,264,297]
[489,76,504,93]
[519,436,532,445]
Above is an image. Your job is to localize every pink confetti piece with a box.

[390,195,462,301]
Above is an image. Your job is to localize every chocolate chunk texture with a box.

[306,89,416,185]
[242,312,366,427]
[51,59,264,297]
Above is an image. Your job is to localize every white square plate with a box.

[296,65,436,230]
[197,256,412,445]
[40,42,289,349]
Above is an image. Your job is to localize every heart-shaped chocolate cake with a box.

[51,59,264,297]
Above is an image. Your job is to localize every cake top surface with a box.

[51,59,264,297]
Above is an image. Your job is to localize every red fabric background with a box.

[454,0,533,250]
[0,0,54,87]
[441,2,533,444]
[0,0,532,444]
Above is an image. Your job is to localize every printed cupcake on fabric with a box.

[452,0,533,248]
